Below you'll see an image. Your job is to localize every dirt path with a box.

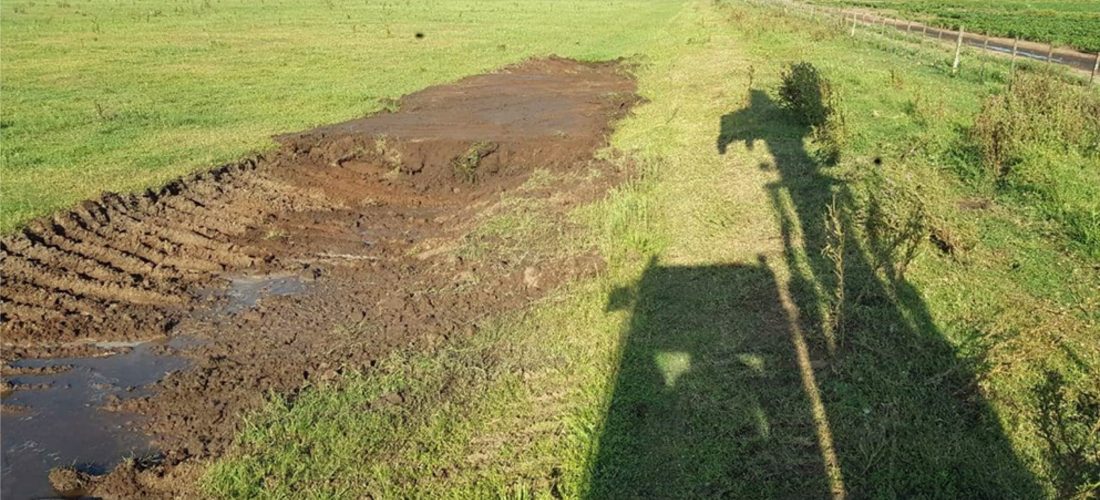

[0,57,638,498]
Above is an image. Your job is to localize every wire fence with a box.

[746,0,1100,86]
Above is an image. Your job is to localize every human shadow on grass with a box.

[583,90,1040,498]
[586,257,837,498]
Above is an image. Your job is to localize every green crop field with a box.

[808,0,1100,52]
[3,0,1099,498]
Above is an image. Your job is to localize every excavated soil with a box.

[0,57,638,497]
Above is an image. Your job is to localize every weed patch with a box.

[451,141,499,182]
[1034,370,1100,499]
[969,73,1100,256]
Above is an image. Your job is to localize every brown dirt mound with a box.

[1,57,638,497]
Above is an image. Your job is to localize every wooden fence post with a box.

[980,36,989,81]
[1010,37,1019,80]
[1092,52,1099,84]
[850,14,857,36]
[1046,43,1054,66]
[952,26,964,75]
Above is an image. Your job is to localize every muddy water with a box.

[1,339,190,499]
[223,273,307,314]
[982,43,1068,65]
[1,275,305,498]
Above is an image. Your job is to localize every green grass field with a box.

[807,0,1100,52]
[203,1,1098,498]
[0,0,678,233]
[4,0,1099,497]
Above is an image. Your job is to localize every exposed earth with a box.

[0,57,638,498]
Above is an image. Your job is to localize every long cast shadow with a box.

[588,257,834,498]
[584,90,1040,498]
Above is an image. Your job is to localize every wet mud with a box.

[0,57,637,497]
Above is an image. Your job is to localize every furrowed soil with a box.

[0,57,638,497]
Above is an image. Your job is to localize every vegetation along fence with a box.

[749,0,1100,85]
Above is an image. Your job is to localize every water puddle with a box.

[1,275,306,498]
[1,337,191,499]
[222,273,308,314]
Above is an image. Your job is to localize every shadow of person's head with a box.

[717,89,810,155]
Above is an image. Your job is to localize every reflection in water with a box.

[2,271,306,498]
[1,338,191,499]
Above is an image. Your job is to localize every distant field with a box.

[808,0,1100,52]
[0,0,679,233]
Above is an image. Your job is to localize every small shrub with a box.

[778,62,832,128]
[822,194,846,352]
[778,62,847,165]
[811,111,847,166]
[859,169,928,282]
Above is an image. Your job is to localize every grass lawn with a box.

[200,1,1099,498]
[806,0,1100,52]
[0,0,679,233]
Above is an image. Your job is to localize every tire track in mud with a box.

[1,161,267,348]
[1,153,372,351]
[1,57,640,497]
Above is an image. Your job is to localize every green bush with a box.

[779,62,832,127]
[778,62,847,165]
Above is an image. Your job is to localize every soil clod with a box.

[47,467,93,498]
